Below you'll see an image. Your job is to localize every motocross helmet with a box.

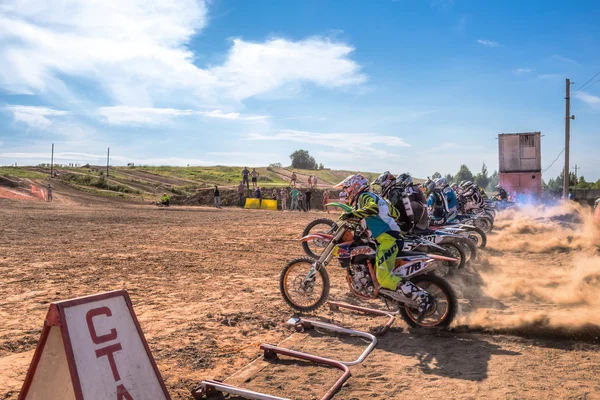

[396,173,413,187]
[495,185,503,190]
[423,179,436,194]
[373,171,396,196]
[335,173,369,205]
[462,180,474,189]
[437,177,448,188]
[451,183,458,191]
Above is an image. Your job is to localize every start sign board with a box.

[19,290,171,400]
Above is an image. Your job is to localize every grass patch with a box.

[0,167,48,180]
[60,173,141,194]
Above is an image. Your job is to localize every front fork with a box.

[304,225,345,281]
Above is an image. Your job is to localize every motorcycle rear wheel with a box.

[466,226,487,248]
[280,257,331,312]
[399,274,458,328]
[457,238,478,262]
[301,218,336,258]
[472,216,493,233]
[428,243,465,276]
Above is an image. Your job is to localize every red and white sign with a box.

[19,290,171,400]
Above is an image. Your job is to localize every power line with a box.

[571,70,600,95]
[543,147,565,173]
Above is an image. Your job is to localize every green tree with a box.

[474,162,490,189]
[290,150,318,170]
[576,176,591,189]
[488,170,498,190]
[431,172,442,179]
[444,173,454,183]
[455,164,474,184]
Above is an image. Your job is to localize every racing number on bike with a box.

[404,262,423,275]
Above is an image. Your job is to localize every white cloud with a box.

[574,92,600,107]
[477,39,501,47]
[211,38,366,102]
[246,129,409,159]
[98,106,195,125]
[98,106,269,125]
[0,152,127,161]
[4,105,69,129]
[514,68,532,74]
[0,1,365,108]
[198,110,269,121]
[551,54,580,66]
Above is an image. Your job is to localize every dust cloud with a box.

[454,202,600,341]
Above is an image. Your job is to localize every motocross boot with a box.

[397,280,434,322]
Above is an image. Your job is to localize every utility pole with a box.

[50,143,54,177]
[563,78,574,199]
[106,147,110,178]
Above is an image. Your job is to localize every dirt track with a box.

[0,198,599,399]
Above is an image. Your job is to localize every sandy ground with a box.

[0,197,599,399]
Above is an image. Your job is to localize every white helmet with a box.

[335,173,369,205]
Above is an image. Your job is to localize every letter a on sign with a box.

[18,290,171,400]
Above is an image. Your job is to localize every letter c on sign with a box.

[86,307,117,344]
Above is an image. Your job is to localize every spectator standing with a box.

[568,189,575,201]
[305,187,312,211]
[255,186,262,206]
[312,175,318,188]
[242,167,250,189]
[323,189,330,213]
[46,184,53,202]
[238,181,246,207]
[214,185,221,209]
[272,188,278,200]
[290,187,299,210]
[280,188,288,210]
[251,168,259,188]
[298,190,306,212]
[308,175,313,188]
[290,172,297,187]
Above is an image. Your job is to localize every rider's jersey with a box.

[352,192,400,238]
[385,185,414,232]
[498,188,508,200]
[442,186,457,209]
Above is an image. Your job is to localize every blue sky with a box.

[1,0,599,180]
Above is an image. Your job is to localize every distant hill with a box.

[0,165,424,201]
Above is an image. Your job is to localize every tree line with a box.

[430,163,498,191]
[543,172,600,194]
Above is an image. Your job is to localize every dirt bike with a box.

[410,228,478,263]
[301,205,466,275]
[280,218,458,328]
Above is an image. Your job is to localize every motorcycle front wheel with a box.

[280,257,330,312]
[301,218,336,258]
[399,274,458,328]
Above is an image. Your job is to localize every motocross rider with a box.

[496,185,508,201]
[425,179,452,225]
[396,173,429,230]
[373,171,415,232]
[336,174,433,318]
[435,177,458,221]
[460,181,485,208]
